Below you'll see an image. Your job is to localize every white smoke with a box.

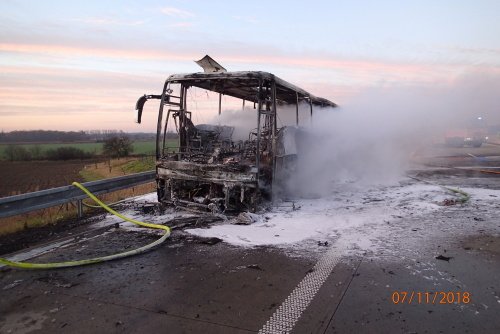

[290,70,500,196]
[201,70,500,198]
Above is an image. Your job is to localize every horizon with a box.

[0,129,158,133]
[1,1,500,132]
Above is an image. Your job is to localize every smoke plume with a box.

[291,70,500,196]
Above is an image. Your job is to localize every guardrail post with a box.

[77,200,83,219]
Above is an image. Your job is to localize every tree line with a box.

[3,136,135,161]
[0,130,160,143]
[4,146,94,161]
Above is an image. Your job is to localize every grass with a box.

[0,140,166,159]
[78,157,156,182]
[0,139,179,160]
[121,158,156,173]
[132,139,178,156]
[0,142,102,156]
[79,168,105,182]
[132,141,156,156]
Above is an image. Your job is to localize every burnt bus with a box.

[135,69,336,212]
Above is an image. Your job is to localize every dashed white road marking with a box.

[259,247,342,334]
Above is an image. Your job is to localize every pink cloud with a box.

[2,41,500,131]
[0,41,474,87]
[0,43,196,61]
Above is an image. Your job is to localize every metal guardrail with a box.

[0,171,156,219]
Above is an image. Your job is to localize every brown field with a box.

[0,160,99,197]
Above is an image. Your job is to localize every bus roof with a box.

[166,71,337,108]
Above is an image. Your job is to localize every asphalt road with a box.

[1,151,499,333]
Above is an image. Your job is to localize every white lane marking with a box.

[0,240,72,268]
[259,247,342,334]
[0,230,113,268]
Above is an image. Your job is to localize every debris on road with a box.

[199,237,222,245]
[37,274,78,288]
[246,264,263,271]
[2,279,23,290]
[441,198,461,206]
[234,212,262,225]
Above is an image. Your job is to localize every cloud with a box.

[160,7,195,19]
[0,64,172,108]
[0,66,163,131]
[0,42,196,62]
[0,41,472,78]
[451,46,500,56]
[3,41,499,96]
[2,38,500,132]
[69,17,144,26]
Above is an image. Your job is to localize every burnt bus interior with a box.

[135,71,336,213]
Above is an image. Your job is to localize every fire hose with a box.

[0,182,171,269]
[408,175,470,203]
[0,177,470,269]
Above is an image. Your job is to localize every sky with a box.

[1,0,499,132]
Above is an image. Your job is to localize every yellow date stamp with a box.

[391,291,471,304]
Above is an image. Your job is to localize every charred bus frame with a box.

[135,71,336,212]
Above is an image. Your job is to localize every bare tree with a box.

[102,136,134,158]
